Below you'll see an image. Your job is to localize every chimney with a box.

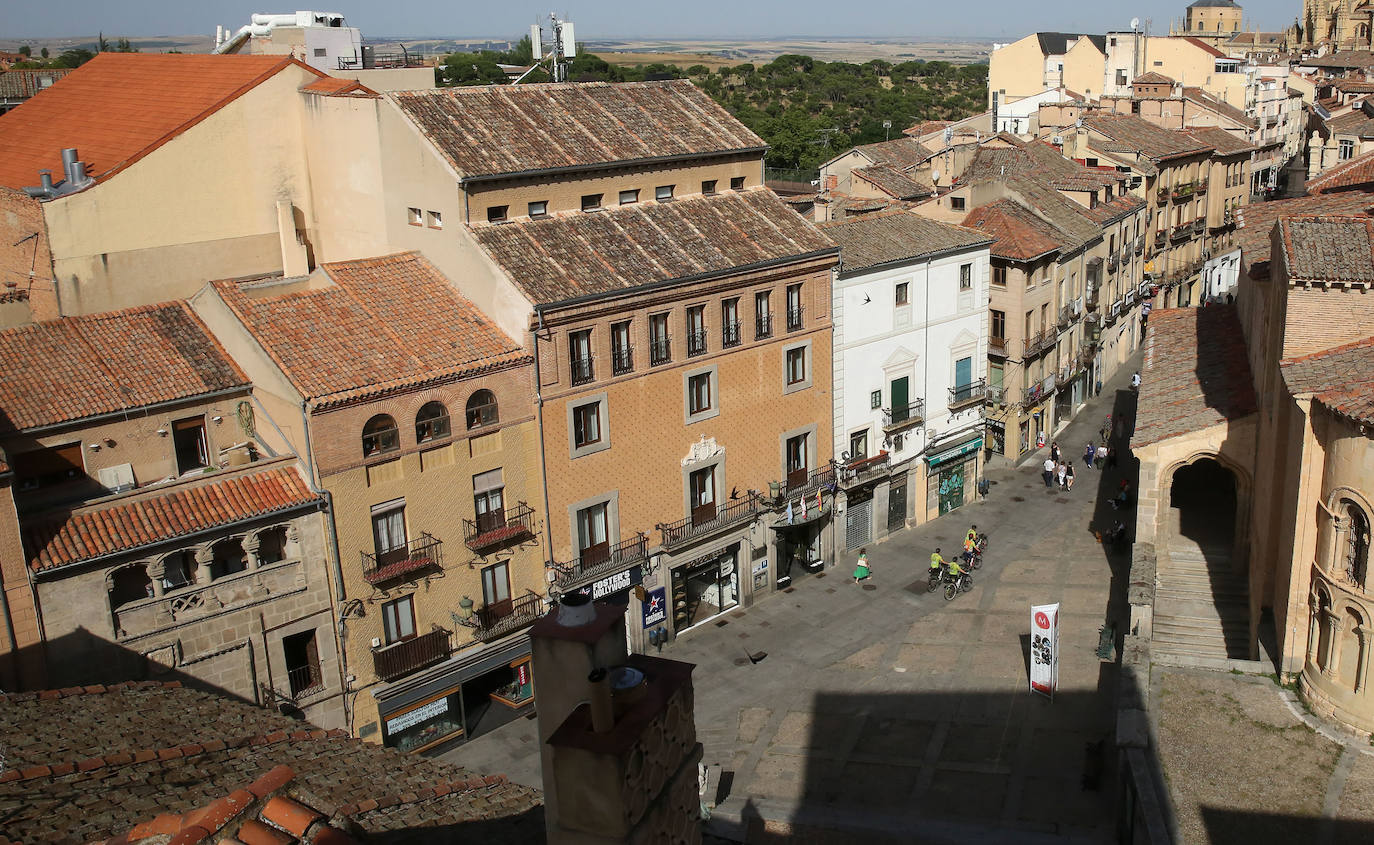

[587,668,614,732]
[38,170,53,193]
[60,148,78,184]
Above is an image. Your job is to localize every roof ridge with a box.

[333,772,517,818]
[1281,333,1374,365]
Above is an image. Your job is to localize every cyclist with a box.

[962,530,978,565]
[945,553,968,584]
[930,547,947,577]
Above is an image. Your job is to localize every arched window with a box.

[109,564,152,608]
[363,414,399,457]
[1344,500,1371,587]
[415,401,451,443]
[466,390,498,429]
[210,537,247,580]
[257,526,288,565]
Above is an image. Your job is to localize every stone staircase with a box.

[1152,539,1259,669]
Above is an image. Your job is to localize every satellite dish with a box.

[1131,17,1140,31]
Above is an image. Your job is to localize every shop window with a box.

[577,502,610,564]
[362,414,399,458]
[382,689,464,754]
[689,465,716,525]
[12,442,84,491]
[382,595,416,644]
[372,503,408,569]
[109,564,152,608]
[671,547,739,630]
[209,537,247,580]
[849,429,868,461]
[283,629,322,696]
[173,416,209,474]
[466,389,498,429]
[415,401,451,443]
[481,561,511,616]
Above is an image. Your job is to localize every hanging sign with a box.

[1030,602,1060,700]
[641,587,667,628]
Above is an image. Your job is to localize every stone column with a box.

[194,546,214,585]
[1334,517,1352,582]
[147,559,166,598]
[1357,626,1371,694]
[243,532,261,571]
[1323,612,1344,679]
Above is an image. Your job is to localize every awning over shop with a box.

[925,436,983,469]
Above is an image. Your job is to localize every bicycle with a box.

[943,568,974,601]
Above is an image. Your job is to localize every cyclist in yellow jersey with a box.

[929,548,947,572]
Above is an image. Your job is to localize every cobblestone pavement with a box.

[450,358,1144,843]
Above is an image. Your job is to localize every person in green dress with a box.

[853,548,872,583]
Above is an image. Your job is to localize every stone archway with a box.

[1170,457,1238,552]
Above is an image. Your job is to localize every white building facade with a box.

[820,211,992,548]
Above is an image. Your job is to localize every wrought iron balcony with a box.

[286,663,324,698]
[362,533,444,586]
[1057,305,1073,330]
[658,491,764,550]
[1170,225,1191,242]
[551,533,649,590]
[986,385,1006,404]
[1194,180,1208,195]
[755,313,774,340]
[649,337,671,366]
[372,627,452,683]
[786,305,805,332]
[612,346,634,376]
[776,463,836,499]
[1023,329,1051,358]
[463,502,536,553]
[882,399,926,431]
[473,593,545,643]
[570,356,595,386]
[989,335,1008,358]
[948,379,987,410]
[721,320,742,349]
[1021,376,1054,408]
[838,451,890,489]
[687,330,709,357]
[1135,236,1145,255]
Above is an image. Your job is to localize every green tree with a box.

[17,45,30,57]
[97,32,108,52]
[114,37,138,53]
[53,48,94,68]
[40,47,48,58]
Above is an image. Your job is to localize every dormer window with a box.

[655,185,675,201]
[581,194,603,212]
[487,205,508,223]
[528,200,548,218]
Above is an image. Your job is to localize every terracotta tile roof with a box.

[819,209,990,272]
[962,199,1066,261]
[1282,336,1374,424]
[0,301,249,434]
[962,134,1122,193]
[472,188,837,305]
[1326,108,1374,137]
[300,76,378,97]
[1003,175,1109,246]
[1184,126,1257,156]
[852,163,932,200]
[854,137,936,170]
[392,80,764,181]
[0,68,72,100]
[215,252,528,408]
[1301,50,1374,69]
[23,463,321,572]
[1234,191,1374,265]
[1331,79,1374,93]
[1308,148,1374,193]
[1084,114,1214,161]
[1182,36,1228,58]
[903,119,950,138]
[1276,215,1374,284]
[0,53,308,191]
[1133,305,1257,447]
[1133,71,1176,85]
[0,681,542,843]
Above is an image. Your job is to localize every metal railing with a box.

[473,593,545,643]
[949,379,987,409]
[658,491,764,549]
[287,663,323,698]
[777,463,836,499]
[570,357,595,386]
[882,399,926,429]
[1023,330,1050,358]
[551,533,649,589]
[989,335,1008,357]
[362,533,444,586]
[612,346,634,376]
[786,305,804,331]
[687,330,709,357]
[755,313,774,340]
[372,627,452,683]
[986,385,1006,404]
[463,502,536,552]
[650,337,671,366]
[722,320,742,348]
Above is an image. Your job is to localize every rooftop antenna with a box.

[515,13,576,84]
[1131,17,1140,32]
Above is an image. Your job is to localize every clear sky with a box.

[1,0,1300,40]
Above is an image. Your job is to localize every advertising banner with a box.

[1030,602,1060,699]
[641,587,667,628]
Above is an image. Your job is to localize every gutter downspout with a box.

[533,308,555,574]
[298,400,345,607]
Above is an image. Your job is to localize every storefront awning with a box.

[770,504,832,529]
[925,436,983,468]
[374,634,531,714]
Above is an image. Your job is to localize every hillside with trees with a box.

[437,44,988,172]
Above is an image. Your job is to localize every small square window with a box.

[487,205,508,224]
[992,265,1007,287]
[730,176,746,191]
[849,430,868,461]
[573,402,601,448]
[427,210,443,229]
[313,47,327,57]
[702,179,718,195]
[619,189,639,205]
[688,373,712,415]
[656,185,675,201]
[786,347,806,385]
[950,196,966,211]
[528,200,548,218]
[581,194,603,212]
[895,282,909,306]
[959,263,972,290]
[870,390,882,409]
[407,207,422,226]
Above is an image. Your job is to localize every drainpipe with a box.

[533,308,555,574]
[298,399,346,606]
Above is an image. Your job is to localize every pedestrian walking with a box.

[1043,457,1056,488]
[1106,444,1118,469]
[853,548,872,583]
[1096,443,1108,468]
[1050,441,1061,464]
[1065,461,1075,492]
[1083,442,1095,469]
[1056,461,1068,491]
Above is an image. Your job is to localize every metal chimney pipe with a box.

[70,160,88,186]
[38,170,53,193]
[60,148,79,184]
[587,667,614,733]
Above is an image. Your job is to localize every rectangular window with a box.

[283,629,322,696]
[849,429,868,461]
[689,466,716,525]
[755,291,773,339]
[528,200,548,218]
[611,320,633,375]
[486,206,507,224]
[473,468,505,535]
[173,416,209,475]
[569,329,594,385]
[786,347,806,385]
[428,210,443,228]
[13,442,83,491]
[786,433,808,489]
[730,176,746,191]
[314,47,328,57]
[895,282,909,306]
[721,298,741,347]
[619,189,640,205]
[786,283,804,331]
[992,265,1007,287]
[702,179,718,195]
[655,184,675,201]
[871,389,882,409]
[581,193,603,212]
[381,595,415,644]
[481,561,511,610]
[950,196,966,211]
[372,503,407,568]
[573,402,601,449]
[959,263,972,290]
[650,312,671,365]
[407,207,422,226]
[688,372,713,415]
[991,309,1006,342]
[686,305,707,356]
[1025,311,1034,341]
[1341,139,1355,160]
[577,502,610,562]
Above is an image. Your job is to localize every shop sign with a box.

[752,558,769,575]
[926,437,983,468]
[589,565,642,600]
[385,696,449,735]
[1030,603,1060,700]
[641,587,667,627]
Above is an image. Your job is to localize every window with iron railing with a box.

[786,284,804,331]
[611,320,633,375]
[755,291,772,339]
[650,313,671,365]
[569,329,594,385]
[686,306,708,357]
[721,298,741,348]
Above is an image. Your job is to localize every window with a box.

[1025,268,1036,289]
[991,309,1006,342]
[362,414,399,457]
[786,283,804,331]
[415,401,450,443]
[581,193,603,212]
[619,189,640,205]
[959,263,972,290]
[313,47,328,57]
[650,313,671,365]
[381,595,416,645]
[13,442,83,491]
[528,200,548,218]
[849,429,868,461]
[427,210,443,229]
[950,196,966,211]
[1344,501,1371,586]
[486,206,507,223]
[689,466,716,525]
[721,298,741,347]
[1116,69,1127,86]
[283,629,322,696]
[407,207,422,226]
[755,291,773,339]
[1341,139,1355,161]
[1024,311,1034,340]
[730,176,746,191]
[372,502,407,568]
[210,537,247,580]
[482,561,511,611]
[465,389,498,429]
[611,320,633,375]
[474,468,505,535]
[688,372,712,415]
[895,282,909,306]
[989,362,1004,399]
[686,305,707,356]
[108,564,152,609]
[655,184,675,201]
[702,179,718,195]
[786,347,806,385]
[174,416,209,474]
[870,389,882,409]
[569,329,594,385]
[786,433,808,489]
[577,502,610,562]
[992,265,1007,287]
[160,551,196,591]
[573,401,602,449]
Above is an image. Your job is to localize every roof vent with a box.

[61,148,92,191]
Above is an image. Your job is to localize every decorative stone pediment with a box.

[682,436,723,467]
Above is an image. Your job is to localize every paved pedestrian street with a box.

[451,361,1143,843]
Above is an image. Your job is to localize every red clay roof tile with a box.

[1134,306,1257,447]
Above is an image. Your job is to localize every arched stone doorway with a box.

[1169,457,1238,552]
